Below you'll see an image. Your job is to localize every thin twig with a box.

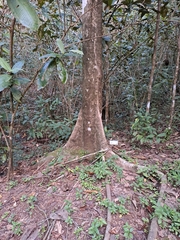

[0,125,10,150]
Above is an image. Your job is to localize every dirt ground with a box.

[0,132,180,240]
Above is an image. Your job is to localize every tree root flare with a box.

[35,148,167,240]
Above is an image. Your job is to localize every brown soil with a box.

[0,132,180,240]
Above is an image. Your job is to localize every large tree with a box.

[65,0,108,153]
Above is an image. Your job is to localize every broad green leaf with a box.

[61,67,68,84]
[0,74,12,91]
[11,87,22,102]
[37,58,55,90]
[157,133,166,138]
[0,57,11,72]
[56,39,65,54]
[39,53,58,60]
[2,47,9,54]
[57,62,68,84]
[7,0,39,30]
[11,61,25,74]
[14,77,30,85]
[69,49,83,55]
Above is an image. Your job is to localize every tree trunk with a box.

[65,0,108,153]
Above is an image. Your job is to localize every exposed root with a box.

[107,150,167,240]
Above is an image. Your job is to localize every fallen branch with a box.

[34,148,109,173]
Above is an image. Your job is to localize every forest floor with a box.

[0,131,180,240]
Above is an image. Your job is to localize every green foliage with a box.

[0,58,28,93]
[65,216,73,225]
[139,196,150,207]
[8,214,22,236]
[7,0,39,30]
[93,161,112,179]
[56,39,65,54]
[27,195,37,211]
[0,57,12,72]
[26,117,73,141]
[7,180,18,190]
[37,39,82,89]
[154,204,180,236]
[76,156,123,194]
[64,200,74,214]
[88,217,106,240]
[20,194,37,215]
[133,166,160,195]
[131,111,158,144]
[123,223,134,240]
[74,227,83,238]
[23,96,75,141]
[75,188,83,200]
[37,58,56,90]
[162,160,180,187]
[137,165,160,180]
[131,111,171,144]
[11,221,22,236]
[106,156,123,179]
[78,157,122,191]
[100,198,128,215]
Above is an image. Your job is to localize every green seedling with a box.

[92,160,112,179]
[100,198,128,215]
[20,195,27,202]
[7,180,18,189]
[88,217,106,240]
[162,160,180,187]
[27,195,37,210]
[22,176,34,182]
[11,221,22,236]
[123,222,134,240]
[154,204,180,236]
[142,217,149,224]
[74,227,83,238]
[139,196,149,207]
[7,214,22,236]
[64,200,74,214]
[65,216,73,225]
[39,225,46,236]
[75,188,83,200]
